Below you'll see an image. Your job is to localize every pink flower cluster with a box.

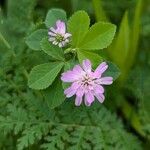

[61,59,113,106]
[48,20,71,47]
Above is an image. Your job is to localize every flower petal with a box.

[94,84,104,93]
[76,87,84,97]
[82,59,92,73]
[52,41,58,45]
[75,96,83,106]
[71,82,81,91]
[72,65,84,76]
[58,43,63,47]
[94,62,108,78]
[61,41,65,46]
[48,37,55,42]
[50,27,57,33]
[98,77,113,85]
[48,31,56,36]
[64,86,76,98]
[84,92,94,106]
[64,33,72,39]
[95,93,105,103]
[61,71,78,82]
[65,39,69,43]
[56,20,66,34]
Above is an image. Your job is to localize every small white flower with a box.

[48,20,72,48]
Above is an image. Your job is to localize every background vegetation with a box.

[0,0,150,149]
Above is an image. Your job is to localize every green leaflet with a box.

[45,9,67,28]
[42,77,65,109]
[41,37,65,61]
[67,11,90,47]
[79,22,116,50]
[26,29,47,51]
[77,49,103,68]
[28,62,64,90]
[103,62,120,80]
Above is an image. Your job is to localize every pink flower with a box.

[48,20,72,47]
[61,59,113,106]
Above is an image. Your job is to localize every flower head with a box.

[61,59,113,106]
[48,20,72,48]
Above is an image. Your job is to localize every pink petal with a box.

[64,87,76,98]
[56,20,66,34]
[61,71,78,82]
[71,82,81,91]
[84,92,94,106]
[98,77,113,85]
[95,93,105,103]
[61,65,84,83]
[76,87,84,97]
[94,84,104,93]
[75,96,83,106]
[72,65,85,76]
[82,59,92,73]
[94,62,108,78]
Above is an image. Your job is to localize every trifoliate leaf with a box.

[41,38,65,61]
[26,29,47,51]
[68,11,90,47]
[28,62,64,90]
[79,22,116,50]
[45,9,67,28]
[42,77,65,109]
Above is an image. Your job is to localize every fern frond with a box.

[0,97,142,150]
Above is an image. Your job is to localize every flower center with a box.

[82,74,93,86]
[55,34,64,42]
